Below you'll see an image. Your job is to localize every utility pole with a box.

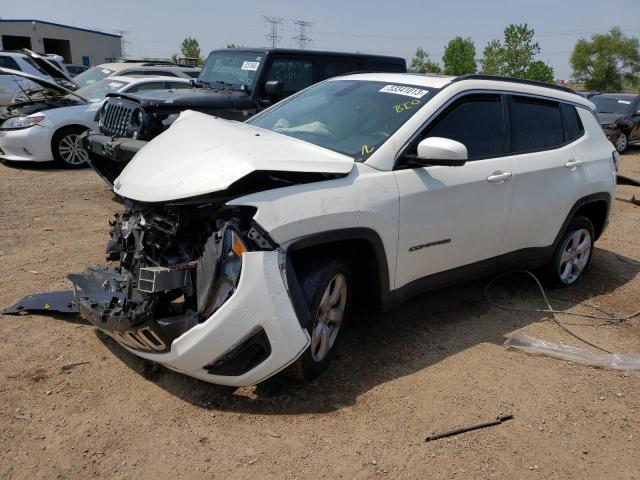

[291,20,313,49]
[263,16,284,48]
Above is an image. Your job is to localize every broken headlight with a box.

[200,227,248,318]
[1,115,45,130]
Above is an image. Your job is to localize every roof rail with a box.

[452,74,575,94]
[118,59,177,66]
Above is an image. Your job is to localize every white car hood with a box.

[114,110,355,202]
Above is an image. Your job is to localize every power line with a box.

[263,16,284,48]
[292,20,313,49]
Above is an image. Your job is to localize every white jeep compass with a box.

[71,73,617,386]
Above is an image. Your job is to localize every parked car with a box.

[72,60,200,88]
[70,73,616,386]
[66,65,89,77]
[591,93,640,153]
[82,48,407,183]
[0,50,75,105]
[0,69,190,167]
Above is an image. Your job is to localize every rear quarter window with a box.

[510,96,563,153]
[0,55,20,70]
[561,103,584,143]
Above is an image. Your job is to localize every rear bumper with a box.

[82,131,148,185]
[0,125,53,162]
[86,251,310,386]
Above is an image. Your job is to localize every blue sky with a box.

[1,0,639,79]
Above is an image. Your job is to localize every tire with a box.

[542,216,595,288]
[290,256,352,381]
[52,126,89,168]
[615,131,628,153]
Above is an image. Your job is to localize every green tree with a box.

[442,36,477,75]
[525,60,555,83]
[480,23,554,83]
[226,43,238,48]
[410,47,442,74]
[570,27,640,91]
[180,37,202,64]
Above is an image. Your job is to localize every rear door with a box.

[499,95,589,257]
[394,93,517,289]
[320,56,364,80]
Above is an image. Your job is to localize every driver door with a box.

[261,55,315,103]
[394,93,517,290]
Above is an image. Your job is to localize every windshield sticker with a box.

[379,85,428,98]
[108,82,124,89]
[394,98,421,113]
[101,69,111,74]
[241,61,260,71]
[618,100,631,104]
[361,145,375,155]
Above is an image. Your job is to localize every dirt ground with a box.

[0,150,638,480]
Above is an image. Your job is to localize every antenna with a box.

[263,16,284,48]
[114,30,132,58]
[292,20,313,49]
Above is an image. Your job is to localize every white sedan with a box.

[0,70,190,167]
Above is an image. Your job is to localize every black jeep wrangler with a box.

[83,48,406,184]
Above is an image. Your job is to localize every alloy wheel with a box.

[58,133,88,165]
[558,228,592,284]
[310,273,347,362]
[616,133,627,153]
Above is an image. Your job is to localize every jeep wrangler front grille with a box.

[100,101,136,137]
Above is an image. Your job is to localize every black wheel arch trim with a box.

[284,228,391,328]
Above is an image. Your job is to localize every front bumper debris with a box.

[82,131,148,185]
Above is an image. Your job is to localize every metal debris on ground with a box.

[425,414,514,442]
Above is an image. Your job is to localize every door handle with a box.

[564,159,583,169]
[487,171,513,183]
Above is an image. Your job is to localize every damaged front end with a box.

[70,200,274,354]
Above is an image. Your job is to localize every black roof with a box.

[209,47,404,62]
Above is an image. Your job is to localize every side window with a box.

[510,96,563,153]
[422,94,506,159]
[149,70,177,77]
[561,103,584,142]
[322,58,361,79]
[266,58,314,95]
[0,55,20,70]
[368,61,405,73]
[166,81,190,90]
[122,70,145,77]
[126,81,165,93]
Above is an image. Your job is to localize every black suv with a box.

[83,48,406,183]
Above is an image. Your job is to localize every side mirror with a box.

[264,80,284,97]
[410,137,468,167]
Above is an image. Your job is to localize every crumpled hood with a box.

[114,110,354,202]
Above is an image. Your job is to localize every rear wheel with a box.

[291,256,352,381]
[52,127,89,168]
[542,216,594,287]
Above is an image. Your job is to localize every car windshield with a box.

[73,66,115,87]
[198,51,264,90]
[248,79,436,160]
[71,78,129,103]
[592,96,635,114]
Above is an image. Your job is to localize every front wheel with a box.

[290,256,352,381]
[52,127,89,168]
[615,131,628,153]
[542,216,594,287]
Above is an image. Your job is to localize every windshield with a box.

[592,96,635,114]
[198,51,264,89]
[248,80,435,160]
[73,66,115,87]
[72,78,129,103]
